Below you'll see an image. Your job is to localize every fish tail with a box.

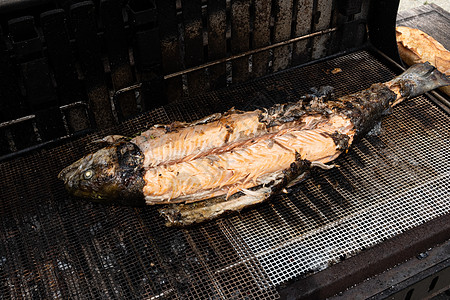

[388,62,450,103]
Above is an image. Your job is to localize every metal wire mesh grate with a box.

[228,95,450,285]
[1,50,449,299]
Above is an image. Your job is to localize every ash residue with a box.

[367,121,384,136]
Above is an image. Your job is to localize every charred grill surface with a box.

[2,51,450,299]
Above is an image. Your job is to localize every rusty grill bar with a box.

[1,49,450,299]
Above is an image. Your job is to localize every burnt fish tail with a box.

[143,63,449,206]
[334,62,450,141]
[58,63,449,225]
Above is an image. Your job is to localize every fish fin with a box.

[388,62,450,101]
[284,161,333,189]
[152,121,190,133]
[225,185,239,199]
[171,121,190,128]
[225,181,256,199]
[91,135,128,146]
[160,186,273,227]
[191,113,223,125]
[224,107,245,115]
[241,187,270,198]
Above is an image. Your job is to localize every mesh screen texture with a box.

[1,50,449,299]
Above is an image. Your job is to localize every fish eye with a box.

[83,169,94,180]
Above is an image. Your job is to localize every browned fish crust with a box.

[58,63,450,226]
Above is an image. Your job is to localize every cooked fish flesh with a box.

[58,63,450,226]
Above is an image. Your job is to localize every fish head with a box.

[58,141,146,206]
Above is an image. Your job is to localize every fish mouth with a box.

[58,163,81,194]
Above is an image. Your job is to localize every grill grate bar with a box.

[1,50,449,299]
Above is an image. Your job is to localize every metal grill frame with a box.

[1,48,450,299]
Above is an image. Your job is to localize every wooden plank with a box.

[64,105,91,134]
[252,0,271,77]
[100,0,137,119]
[128,1,165,109]
[337,0,362,16]
[207,0,227,89]
[8,120,38,151]
[157,0,183,73]
[272,0,294,72]
[311,0,334,60]
[354,0,371,24]
[35,107,66,141]
[70,1,116,129]
[292,0,314,65]
[9,16,57,109]
[41,9,91,133]
[20,59,57,109]
[182,0,208,96]
[350,1,370,50]
[231,0,251,83]
[156,0,183,103]
[0,128,11,155]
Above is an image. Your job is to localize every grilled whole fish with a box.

[58,63,450,226]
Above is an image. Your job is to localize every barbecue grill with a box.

[1,0,449,299]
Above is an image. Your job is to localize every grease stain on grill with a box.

[258,204,288,231]
[286,192,327,227]
[403,100,437,131]
[330,166,356,193]
[356,138,375,156]
[346,147,366,168]
[273,198,308,234]
[365,131,387,148]
[366,139,396,171]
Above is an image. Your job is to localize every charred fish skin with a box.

[333,83,397,141]
[58,141,145,206]
[160,155,311,227]
[58,63,450,225]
